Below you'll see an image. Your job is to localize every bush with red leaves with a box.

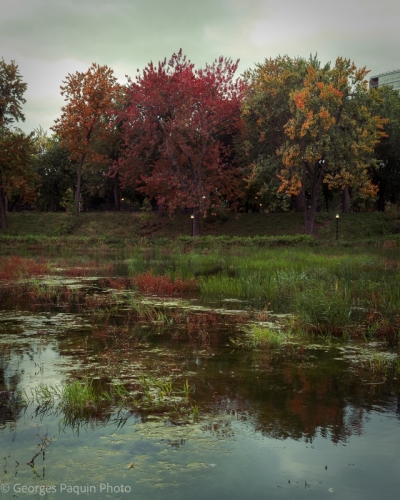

[132,272,198,296]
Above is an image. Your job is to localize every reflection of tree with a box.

[2,322,399,444]
[0,358,25,426]
[190,349,399,444]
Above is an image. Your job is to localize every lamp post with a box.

[191,214,194,237]
[336,213,339,240]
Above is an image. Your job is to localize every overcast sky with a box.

[2,0,399,134]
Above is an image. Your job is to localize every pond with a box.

[0,250,400,499]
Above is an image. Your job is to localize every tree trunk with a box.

[303,201,318,236]
[302,160,325,235]
[5,195,8,213]
[193,206,200,237]
[294,193,305,212]
[50,182,56,212]
[377,180,386,211]
[75,153,86,216]
[0,185,8,229]
[342,185,350,213]
[304,212,315,235]
[113,174,120,211]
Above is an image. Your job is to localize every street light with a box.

[191,214,194,237]
[336,213,339,240]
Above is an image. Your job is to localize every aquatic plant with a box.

[132,271,198,296]
[0,256,49,280]
[27,428,54,467]
[192,405,199,421]
[232,325,287,349]
[28,380,112,415]
[183,379,191,398]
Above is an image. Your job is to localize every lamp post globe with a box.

[335,214,339,240]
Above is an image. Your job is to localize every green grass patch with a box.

[232,325,288,349]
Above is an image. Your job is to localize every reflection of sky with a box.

[0,311,91,393]
[1,405,399,499]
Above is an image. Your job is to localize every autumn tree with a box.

[52,64,120,215]
[241,55,310,212]
[0,58,27,127]
[117,50,245,236]
[0,59,36,229]
[279,58,387,233]
[243,56,387,234]
[90,86,127,211]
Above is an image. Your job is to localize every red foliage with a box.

[114,50,246,234]
[132,271,198,296]
[0,256,49,280]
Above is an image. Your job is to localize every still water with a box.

[1,275,400,499]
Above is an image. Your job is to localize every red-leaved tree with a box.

[115,50,245,236]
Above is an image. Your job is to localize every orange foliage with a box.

[52,63,120,163]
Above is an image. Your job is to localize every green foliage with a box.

[0,58,27,127]
[140,198,153,212]
[33,134,76,212]
[177,234,313,248]
[232,325,287,349]
[292,282,352,333]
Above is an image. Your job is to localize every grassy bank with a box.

[0,210,397,244]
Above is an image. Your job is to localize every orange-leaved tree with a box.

[278,58,387,234]
[52,63,120,215]
[241,55,310,212]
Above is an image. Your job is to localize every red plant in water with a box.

[63,267,89,277]
[102,278,130,290]
[173,311,222,347]
[132,271,198,296]
[0,256,49,280]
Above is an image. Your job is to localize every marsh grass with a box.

[232,325,288,349]
[359,351,400,376]
[29,380,111,414]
